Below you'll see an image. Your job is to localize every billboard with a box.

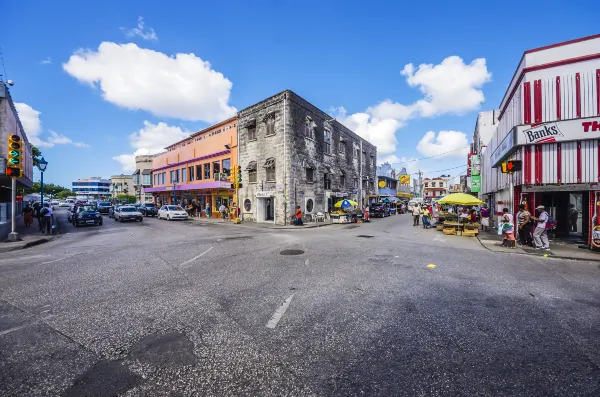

[516,116,600,145]
[471,175,481,193]
[399,174,410,184]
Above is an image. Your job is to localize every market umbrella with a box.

[334,199,358,208]
[437,193,484,206]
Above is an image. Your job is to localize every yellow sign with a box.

[399,174,410,184]
[378,180,386,188]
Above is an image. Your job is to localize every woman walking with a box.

[23,205,34,227]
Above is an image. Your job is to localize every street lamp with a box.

[173,180,178,205]
[37,157,49,208]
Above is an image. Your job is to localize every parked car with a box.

[72,205,103,227]
[58,201,71,208]
[97,202,113,214]
[109,205,122,218]
[50,200,60,205]
[369,202,391,218]
[114,206,143,222]
[140,203,158,217]
[68,205,80,222]
[158,205,189,221]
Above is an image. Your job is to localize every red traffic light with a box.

[5,167,22,177]
[506,160,521,172]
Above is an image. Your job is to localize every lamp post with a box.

[38,157,49,208]
[173,180,178,205]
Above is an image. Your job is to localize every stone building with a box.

[133,155,154,203]
[237,90,377,225]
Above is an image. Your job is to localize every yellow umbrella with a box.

[334,199,358,208]
[437,193,484,206]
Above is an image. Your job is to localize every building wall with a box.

[72,178,111,198]
[110,175,134,197]
[237,90,377,225]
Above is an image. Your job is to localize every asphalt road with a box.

[1,209,599,396]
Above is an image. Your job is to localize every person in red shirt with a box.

[295,206,303,226]
[470,209,477,223]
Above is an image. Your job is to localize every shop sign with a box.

[491,127,516,167]
[335,192,346,197]
[470,155,481,176]
[256,191,274,198]
[522,183,600,192]
[216,181,232,188]
[471,175,481,193]
[378,180,386,188]
[516,116,600,145]
[592,225,600,249]
[399,174,410,184]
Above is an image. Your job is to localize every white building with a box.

[72,177,111,199]
[480,34,600,247]
[423,176,450,200]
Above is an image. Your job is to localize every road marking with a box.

[41,253,80,265]
[0,322,38,337]
[179,246,214,266]
[433,235,447,243]
[305,259,310,265]
[127,233,133,239]
[427,264,437,269]
[141,226,155,230]
[266,293,295,329]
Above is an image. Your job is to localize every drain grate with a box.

[280,249,305,255]
[356,235,374,238]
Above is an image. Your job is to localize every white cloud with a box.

[120,16,157,41]
[63,42,236,122]
[14,103,88,148]
[113,121,188,171]
[401,56,491,116]
[334,55,491,156]
[41,57,52,65]
[416,130,469,158]
[333,107,400,155]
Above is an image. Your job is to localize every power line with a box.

[389,146,470,165]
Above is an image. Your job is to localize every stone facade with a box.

[237,90,377,225]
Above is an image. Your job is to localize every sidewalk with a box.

[477,228,600,262]
[0,210,65,253]
[187,216,334,230]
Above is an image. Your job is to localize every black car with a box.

[73,205,103,227]
[140,203,158,217]
[97,202,113,214]
[369,202,391,218]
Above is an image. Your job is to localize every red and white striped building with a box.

[480,34,600,248]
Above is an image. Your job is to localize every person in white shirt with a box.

[412,205,420,226]
[40,203,53,234]
[532,205,550,250]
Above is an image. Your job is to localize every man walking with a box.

[40,202,53,234]
[295,206,303,226]
[532,205,550,250]
[412,204,420,226]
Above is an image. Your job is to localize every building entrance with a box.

[540,191,588,242]
[256,196,275,223]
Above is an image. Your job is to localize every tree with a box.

[57,190,75,199]
[30,145,42,167]
[115,193,135,203]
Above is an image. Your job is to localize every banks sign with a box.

[517,116,600,145]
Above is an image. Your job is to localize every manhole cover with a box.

[357,235,374,238]
[280,249,305,255]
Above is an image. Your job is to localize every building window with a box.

[355,146,360,159]
[222,158,231,176]
[247,161,257,183]
[248,126,256,140]
[324,126,332,154]
[306,198,314,213]
[306,168,314,183]
[339,141,346,154]
[181,168,186,183]
[323,173,331,190]
[432,182,436,187]
[354,178,358,188]
[370,156,374,166]
[425,183,429,187]
[264,158,276,181]
[340,172,346,187]
[265,113,276,136]
[189,166,194,181]
[439,182,443,187]
[175,169,180,182]
[305,116,315,139]
[244,199,252,212]
[196,164,202,180]
[362,151,366,163]
[170,170,175,183]
[204,163,211,179]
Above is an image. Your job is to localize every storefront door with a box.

[265,198,274,221]
[541,191,588,241]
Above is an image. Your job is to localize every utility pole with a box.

[417,170,423,199]
[359,140,363,208]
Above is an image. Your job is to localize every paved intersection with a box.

[1,211,599,396]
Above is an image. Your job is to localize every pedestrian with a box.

[205,202,211,218]
[412,204,420,226]
[192,201,199,217]
[568,204,579,232]
[480,204,490,231]
[229,204,238,222]
[532,205,550,250]
[23,205,34,227]
[422,206,431,229]
[40,203,53,234]
[295,206,303,226]
[35,204,43,231]
[517,204,533,246]
[500,208,515,248]
[219,203,227,221]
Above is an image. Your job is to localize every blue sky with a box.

[3,0,598,188]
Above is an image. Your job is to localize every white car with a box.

[50,200,60,205]
[158,205,189,221]
[58,202,71,207]
[114,206,144,222]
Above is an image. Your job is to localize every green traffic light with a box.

[9,150,20,157]
[8,158,20,165]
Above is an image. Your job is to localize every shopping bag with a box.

[497,224,503,235]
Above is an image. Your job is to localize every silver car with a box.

[114,206,143,222]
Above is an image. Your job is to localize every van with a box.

[65,199,75,204]
[407,199,423,212]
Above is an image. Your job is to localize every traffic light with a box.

[500,160,522,174]
[5,167,23,178]
[237,164,242,184]
[231,166,238,189]
[7,134,23,168]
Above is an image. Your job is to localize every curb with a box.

[476,235,600,263]
[187,218,335,230]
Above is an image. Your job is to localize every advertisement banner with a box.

[470,155,480,176]
[399,174,410,184]
[516,116,600,145]
[471,175,481,193]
